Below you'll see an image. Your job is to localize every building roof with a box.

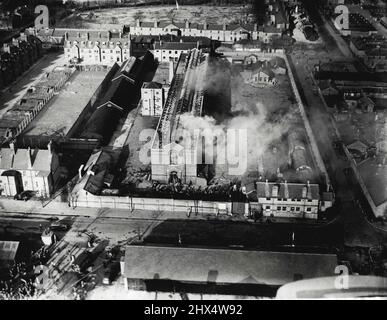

[256,181,320,200]
[154,42,198,51]
[0,147,53,173]
[0,241,19,262]
[347,140,368,154]
[123,245,337,286]
[83,150,114,195]
[142,82,162,89]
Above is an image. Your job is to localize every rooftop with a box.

[23,70,107,138]
[256,181,320,200]
[123,245,338,286]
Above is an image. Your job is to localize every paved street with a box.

[288,4,387,247]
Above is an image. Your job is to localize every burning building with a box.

[150,48,210,185]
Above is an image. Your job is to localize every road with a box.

[288,6,387,247]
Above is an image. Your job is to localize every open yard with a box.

[23,70,107,138]
[57,5,254,30]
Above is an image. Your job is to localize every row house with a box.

[64,30,130,65]
[0,67,74,143]
[256,180,333,219]
[0,141,60,198]
[129,18,289,44]
[0,34,42,90]
[350,35,387,72]
[129,20,259,42]
[152,41,199,62]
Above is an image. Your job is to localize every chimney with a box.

[27,147,33,169]
[47,140,52,154]
[119,31,122,39]
[204,21,208,30]
[284,181,289,199]
[272,185,278,197]
[136,19,140,27]
[9,141,15,154]
[306,181,312,199]
[154,20,158,28]
[180,38,183,43]
[254,23,258,32]
[264,179,270,197]
[3,43,10,54]
[302,186,307,198]
[197,40,200,49]
[78,164,84,179]
[326,183,331,192]
[223,22,227,31]
[185,20,189,29]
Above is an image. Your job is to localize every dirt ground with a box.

[57,5,254,30]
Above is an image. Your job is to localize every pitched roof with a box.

[154,42,197,51]
[256,181,320,200]
[123,245,337,286]
[347,140,368,154]
[0,147,53,173]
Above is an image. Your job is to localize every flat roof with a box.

[123,245,337,286]
[152,62,170,85]
[23,70,107,138]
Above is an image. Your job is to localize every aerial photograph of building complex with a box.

[0,0,386,305]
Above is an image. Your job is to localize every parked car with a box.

[49,221,68,231]
[14,191,34,201]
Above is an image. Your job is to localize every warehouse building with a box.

[150,48,210,185]
[120,245,338,296]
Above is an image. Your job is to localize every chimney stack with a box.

[223,22,227,31]
[9,141,15,154]
[3,43,10,54]
[27,147,33,169]
[47,140,52,154]
[185,20,189,29]
[284,180,289,199]
[204,21,208,30]
[154,20,158,28]
[136,19,140,28]
[254,23,258,32]
[264,179,270,197]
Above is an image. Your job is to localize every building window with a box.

[277,206,281,211]
[290,207,295,212]
[265,206,270,210]
[282,206,286,211]
[308,199,312,202]
[296,207,300,211]
[306,207,312,212]
[266,197,270,200]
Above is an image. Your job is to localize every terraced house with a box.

[64,30,130,65]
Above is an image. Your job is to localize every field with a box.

[57,5,254,30]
